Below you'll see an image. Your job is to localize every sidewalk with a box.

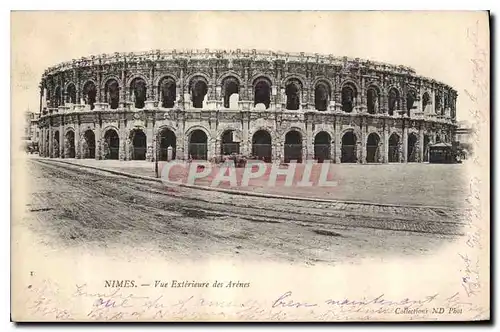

[44,157,469,208]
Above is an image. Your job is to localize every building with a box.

[23,111,40,145]
[36,49,458,163]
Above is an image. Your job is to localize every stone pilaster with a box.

[402,124,408,163]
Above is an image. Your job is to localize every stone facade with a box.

[37,49,458,163]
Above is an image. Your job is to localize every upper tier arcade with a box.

[38,49,458,123]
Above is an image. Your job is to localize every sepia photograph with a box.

[10,10,490,322]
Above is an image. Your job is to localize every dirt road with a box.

[17,159,466,266]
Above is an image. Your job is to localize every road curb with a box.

[35,158,464,210]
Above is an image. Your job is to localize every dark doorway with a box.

[254,78,271,109]
[388,133,400,162]
[191,78,208,109]
[188,130,208,160]
[104,129,120,160]
[65,131,75,158]
[83,81,97,110]
[223,77,239,109]
[131,129,147,160]
[314,83,330,112]
[342,85,356,113]
[105,79,120,110]
[221,130,240,156]
[159,77,176,108]
[131,78,147,109]
[285,81,300,110]
[408,133,418,162]
[366,133,381,163]
[83,130,96,159]
[252,130,272,162]
[159,128,176,161]
[314,131,331,163]
[284,130,302,163]
[341,131,357,163]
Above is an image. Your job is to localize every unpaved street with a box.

[17,159,466,266]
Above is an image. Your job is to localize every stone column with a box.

[383,121,389,163]
[334,117,341,163]
[40,127,45,157]
[75,124,81,159]
[59,124,64,158]
[241,112,250,156]
[418,127,424,163]
[95,122,102,160]
[119,119,127,161]
[146,118,154,162]
[360,122,367,164]
[47,127,52,158]
[402,124,408,163]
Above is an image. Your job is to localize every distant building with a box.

[23,111,40,145]
[455,120,474,157]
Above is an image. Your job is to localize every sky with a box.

[11,11,489,125]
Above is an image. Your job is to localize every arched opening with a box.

[190,77,208,109]
[388,88,400,116]
[284,130,302,163]
[53,131,60,157]
[130,129,147,160]
[388,133,400,162]
[341,84,356,113]
[422,92,430,114]
[408,133,418,162]
[423,135,431,162]
[159,128,176,161]
[66,84,77,104]
[222,77,240,109]
[64,130,75,158]
[366,87,380,114]
[407,90,417,116]
[104,129,120,160]
[252,130,272,162]
[253,77,271,109]
[130,78,147,109]
[314,131,331,163]
[221,130,240,156]
[188,129,208,160]
[83,81,97,110]
[159,77,176,108]
[366,133,381,163]
[436,135,441,143]
[285,80,301,110]
[105,79,120,110]
[83,130,96,159]
[341,131,357,163]
[314,82,330,112]
[54,86,62,108]
[435,92,442,115]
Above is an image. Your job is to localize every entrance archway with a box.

[284,130,302,163]
[408,133,418,162]
[252,130,272,162]
[159,128,176,161]
[188,129,208,160]
[341,131,357,163]
[131,78,147,109]
[131,129,147,160]
[221,130,240,156]
[104,129,120,160]
[366,133,381,163]
[64,130,75,158]
[83,130,95,159]
[285,80,301,110]
[314,131,331,163]
[53,131,60,158]
[388,133,400,162]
